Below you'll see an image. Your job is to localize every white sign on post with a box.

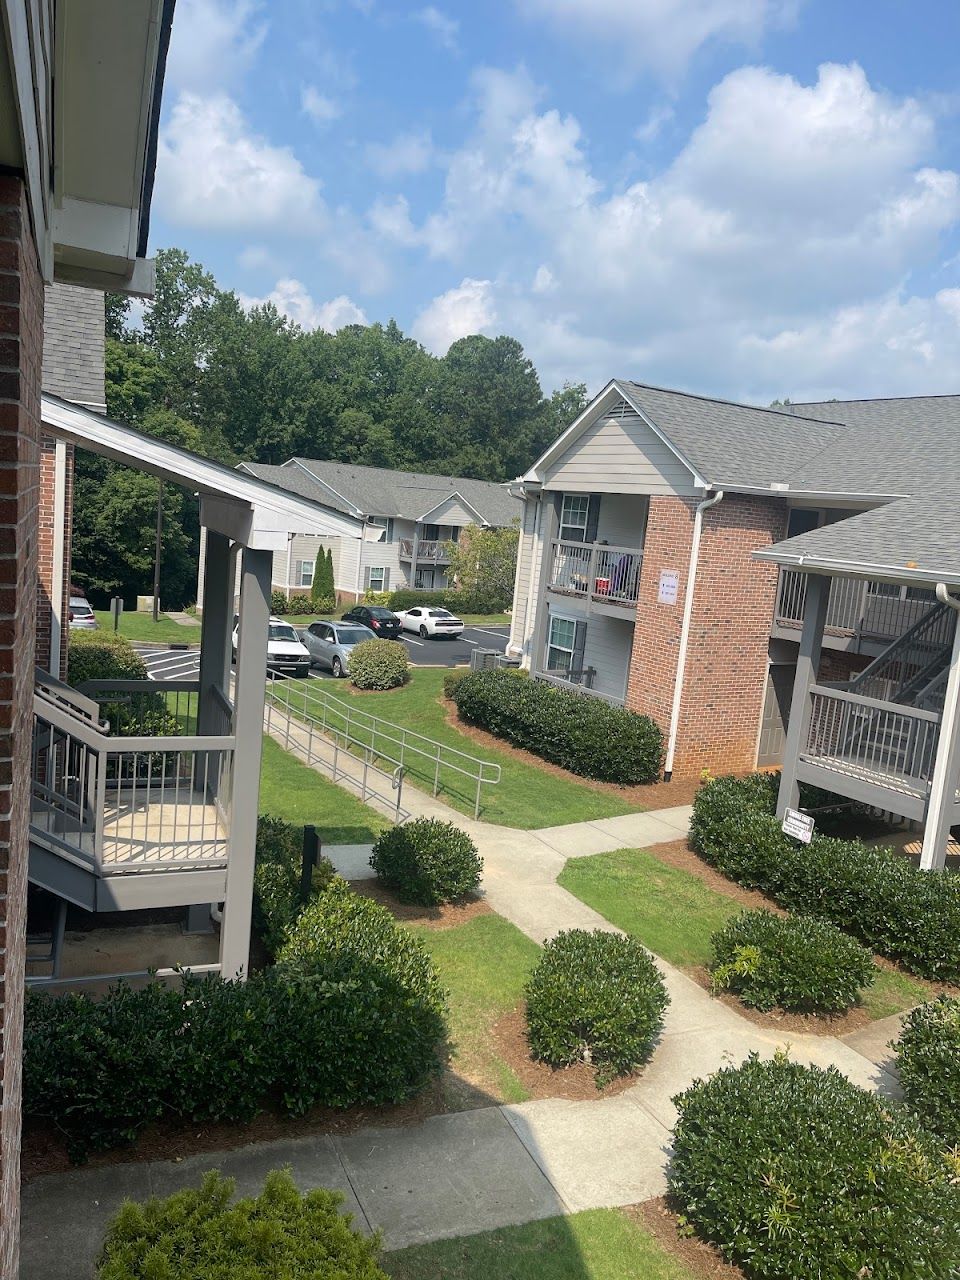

[782,808,815,844]
[657,569,679,605]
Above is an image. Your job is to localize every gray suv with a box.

[301,620,376,677]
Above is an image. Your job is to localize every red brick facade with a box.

[626,493,787,777]
[0,175,42,1277]
[35,435,74,679]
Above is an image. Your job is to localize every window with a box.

[295,559,314,588]
[546,616,578,674]
[369,516,394,544]
[560,494,590,542]
[368,567,386,592]
[422,523,441,542]
[416,567,435,589]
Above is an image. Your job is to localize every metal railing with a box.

[802,684,940,797]
[265,674,500,819]
[549,540,642,606]
[31,679,235,873]
[774,569,940,641]
[398,539,451,562]
[848,602,954,705]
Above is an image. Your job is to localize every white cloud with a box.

[413,278,497,354]
[532,265,557,293]
[301,86,342,125]
[156,93,324,232]
[241,279,368,331]
[517,0,797,76]
[634,104,675,143]
[415,7,459,51]
[165,0,266,93]
[365,131,434,179]
[368,195,423,247]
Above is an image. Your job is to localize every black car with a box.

[341,604,404,639]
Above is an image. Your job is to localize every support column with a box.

[920,610,960,871]
[529,497,560,674]
[197,531,232,738]
[776,572,829,818]
[219,546,272,980]
[410,523,420,590]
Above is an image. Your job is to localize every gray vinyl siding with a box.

[543,401,699,497]
[595,492,648,548]
[544,605,634,701]
[420,496,479,526]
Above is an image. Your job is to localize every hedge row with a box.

[670,1054,960,1280]
[385,587,509,615]
[689,773,960,982]
[451,669,662,784]
[24,883,446,1160]
[895,996,960,1148]
[252,815,336,958]
[270,590,333,615]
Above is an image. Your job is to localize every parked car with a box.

[396,606,465,639]
[300,620,376,677]
[232,616,311,677]
[340,604,403,640]
[68,594,97,630]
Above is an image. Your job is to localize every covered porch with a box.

[30,396,362,979]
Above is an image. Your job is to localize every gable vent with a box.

[603,398,641,421]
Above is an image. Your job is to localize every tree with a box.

[311,546,335,603]
[445,523,520,612]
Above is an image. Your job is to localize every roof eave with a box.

[753,547,960,588]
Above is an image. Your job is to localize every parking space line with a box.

[468,627,510,637]
[401,636,425,647]
[463,638,477,644]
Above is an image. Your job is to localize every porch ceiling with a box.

[41,394,364,550]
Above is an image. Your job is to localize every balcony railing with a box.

[398,539,451,563]
[774,569,936,642]
[533,668,625,706]
[30,676,235,873]
[549,540,642,607]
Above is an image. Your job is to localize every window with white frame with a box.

[369,516,394,544]
[294,559,314,588]
[367,567,388,592]
[560,494,590,543]
[546,615,578,674]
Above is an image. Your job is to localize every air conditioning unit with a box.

[496,654,522,669]
[470,649,501,671]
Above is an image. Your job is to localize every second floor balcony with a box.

[773,568,937,650]
[548,539,643,609]
[399,538,452,563]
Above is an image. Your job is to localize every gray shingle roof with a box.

[239,459,521,526]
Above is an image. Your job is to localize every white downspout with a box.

[49,438,67,677]
[919,583,960,870]
[663,490,724,781]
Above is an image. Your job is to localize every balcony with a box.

[548,540,642,610]
[399,538,451,563]
[773,569,936,649]
[30,672,235,912]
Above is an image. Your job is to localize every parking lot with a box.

[135,624,510,682]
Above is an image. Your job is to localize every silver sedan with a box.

[300,620,376,677]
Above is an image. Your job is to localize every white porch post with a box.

[920,608,960,871]
[219,546,272,980]
[410,523,420,589]
[530,497,560,675]
[197,531,232,740]
[776,572,829,819]
[49,437,68,677]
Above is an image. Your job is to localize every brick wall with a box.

[0,174,43,1279]
[35,436,74,678]
[626,493,787,777]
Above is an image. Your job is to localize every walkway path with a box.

[20,756,903,1276]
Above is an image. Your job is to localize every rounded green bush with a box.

[253,814,337,957]
[370,818,483,905]
[286,591,316,614]
[670,1053,960,1280]
[97,1169,387,1279]
[348,637,409,690]
[709,908,874,1013]
[524,929,668,1086]
[452,668,662,784]
[895,996,960,1147]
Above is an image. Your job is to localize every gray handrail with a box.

[808,683,941,722]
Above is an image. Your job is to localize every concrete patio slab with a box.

[325,843,376,880]
[502,1095,671,1211]
[335,1107,565,1249]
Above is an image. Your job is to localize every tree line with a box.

[74,248,586,608]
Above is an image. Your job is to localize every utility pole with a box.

[152,479,163,623]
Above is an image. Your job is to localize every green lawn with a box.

[559,847,930,1020]
[382,1209,702,1280]
[93,610,199,644]
[258,733,388,844]
[277,668,640,829]
[406,914,541,1106]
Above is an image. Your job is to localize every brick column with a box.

[0,175,43,1279]
[35,435,74,679]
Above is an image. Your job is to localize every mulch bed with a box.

[628,1200,745,1279]
[347,879,492,928]
[490,1004,644,1102]
[440,698,704,808]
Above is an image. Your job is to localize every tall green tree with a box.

[445,523,520,612]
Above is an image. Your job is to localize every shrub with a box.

[370,818,482,905]
[443,669,469,699]
[253,815,336,957]
[286,591,315,614]
[348,637,408,690]
[361,590,391,607]
[452,669,662,784]
[309,594,336,614]
[895,997,960,1147]
[690,774,960,982]
[670,1053,960,1280]
[23,884,446,1160]
[524,929,668,1086]
[270,590,289,615]
[386,587,509,616]
[68,631,179,738]
[709,909,874,1013]
[97,1169,387,1280]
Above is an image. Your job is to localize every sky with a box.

[150,0,960,402]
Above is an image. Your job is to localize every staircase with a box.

[29,670,235,913]
[847,601,954,707]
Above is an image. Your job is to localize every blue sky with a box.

[151,0,960,401]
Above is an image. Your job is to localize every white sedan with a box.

[395,606,465,639]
